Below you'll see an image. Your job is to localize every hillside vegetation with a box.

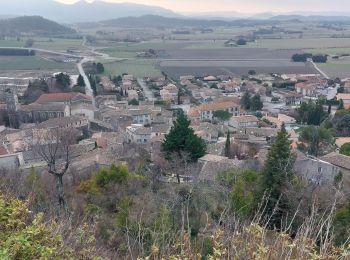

[0,16,77,37]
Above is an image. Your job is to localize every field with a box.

[0,56,75,71]
[103,59,161,77]
[305,48,350,55]
[0,37,86,52]
[159,60,316,78]
[246,38,350,50]
[318,59,350,78]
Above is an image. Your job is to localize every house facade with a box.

[198,100,240,120]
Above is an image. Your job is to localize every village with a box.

[1,69,349,187]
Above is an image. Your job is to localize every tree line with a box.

[0,48,35,56]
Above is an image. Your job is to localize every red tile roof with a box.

[35,92,91,104]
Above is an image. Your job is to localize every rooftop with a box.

[199,100,239,112]
[35,92,91,104]
[320,152,350,170]
[231,115,259,123]
[35,116,87,129]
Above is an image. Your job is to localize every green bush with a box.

[340,143,350,156]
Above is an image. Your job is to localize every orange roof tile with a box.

[35,92,91,103]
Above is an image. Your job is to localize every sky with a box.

[56,0,350,14]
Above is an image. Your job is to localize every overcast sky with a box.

[57,0,350,13]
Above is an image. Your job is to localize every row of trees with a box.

[292,53,328,63]
[0,48,35,56]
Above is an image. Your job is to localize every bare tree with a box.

[31,127,78,219]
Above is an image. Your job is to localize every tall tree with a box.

[31,127,78,219]
[77,74,85,87]
[250,94,263,111]
[260,124,296,227]
[225,131,231,158]
[241,91,251,110]
[299,126,333,157]
[96,62,105,74]
[162,111,206,162]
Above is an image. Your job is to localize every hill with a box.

[99,15,273,28]
[0,16,76,37]
[0,0,179,23]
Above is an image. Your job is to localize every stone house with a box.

[229,115,259,128]
[197,100,240,121]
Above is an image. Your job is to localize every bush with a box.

[340,143,350,156]
[78,164,130,193]
[236,38,247,45]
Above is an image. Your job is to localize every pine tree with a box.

[77,74,85,87]
[250,94,263,111]
[162,111,206,162]
[260,124,295,227]
[225,131,231,157]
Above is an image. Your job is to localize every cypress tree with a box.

[225,131,231,158]
[260,124,296,228]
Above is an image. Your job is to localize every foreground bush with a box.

[0,194,103,259]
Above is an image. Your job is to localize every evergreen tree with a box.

[162,111,206,162]
[260,124,295,227]
[96,62,105,74]
[77,74,85,87]
[225,131,231,157]
[299,126,333,157]
[241,91,251,110]
[250,94,264,111]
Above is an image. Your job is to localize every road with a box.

[77,57,96,108]
[310,61,329,79]
[137,78,155,101]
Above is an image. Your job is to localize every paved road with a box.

[77,57,96,108]
[137,78,155,101]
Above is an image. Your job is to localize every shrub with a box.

[340,143,350,156]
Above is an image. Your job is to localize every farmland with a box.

[0,55,75,71]
[159,60,316,78]
[246,38,350,50]
[0,37,85,52]
[103,59,161,77]
[318,59,350,78]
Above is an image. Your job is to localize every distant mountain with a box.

[99,15,274,28]
[0,16,76,36]
[0,0,180,23]
[269,15,350,22]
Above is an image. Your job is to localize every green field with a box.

[103,59,161,77]
[0,56,75,71]
[305,48,350,55]
[318,59,350,78]
[0,37,85,52]
[247,38,350,50]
